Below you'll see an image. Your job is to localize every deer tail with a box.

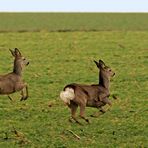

[60,87,75,105]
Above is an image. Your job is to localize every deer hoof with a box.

[76,121,83,125]
[69,118,73,123]
[85,118,90,124]
[100,109,106,113]
[23,96,28,100]
[20,96,28,101]
[69,117,83,125]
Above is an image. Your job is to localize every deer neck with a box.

[13,60,22,76]
[99,72,110,90]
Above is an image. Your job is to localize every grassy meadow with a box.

[0,13,148,32]
[0,13,148,147]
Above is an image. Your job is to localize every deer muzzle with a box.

[26,62,29,65]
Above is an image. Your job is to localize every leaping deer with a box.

[60,60,115,124]
[0,48,29,101]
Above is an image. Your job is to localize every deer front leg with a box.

[24,84,29,100]
[99,97,112,113]
[99,107,106,113]
[94,100,106,113]
[8,95,13,101]
[98,92,110,102]
[20,83,29,101]
[15,82,28,101]
[90,101,105,117]
[102,97,112,106]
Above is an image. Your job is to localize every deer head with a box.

[94,59,115,89]
[9,48,29,75]
[94,60,115,78]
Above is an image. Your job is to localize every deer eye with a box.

[23,58,26,61]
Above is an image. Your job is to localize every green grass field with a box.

[0,13,148,147]
[0,13,148,32]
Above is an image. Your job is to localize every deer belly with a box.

[86,98,105,108]
[86,100,98,107]
[0,85,15,94]
[0,82,24,95]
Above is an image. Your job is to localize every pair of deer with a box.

[0,48,115,124]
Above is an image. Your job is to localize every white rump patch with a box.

[60,88,75,105]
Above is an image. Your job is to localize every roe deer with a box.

[60,60,115,124]
[0,48,29,101]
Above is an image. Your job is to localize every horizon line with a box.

[0,11,148,13]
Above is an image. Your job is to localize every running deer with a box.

[0,48,29,101]
[60,60,115,124]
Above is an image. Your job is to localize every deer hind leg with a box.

[79,104,89,123]
[69,103,81,125]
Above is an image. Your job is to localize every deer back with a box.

[64,83,109,107]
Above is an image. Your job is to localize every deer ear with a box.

[94,60,100,68]
[99,60,106,68]
[9,49,15,57]
[14,48,21,57]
